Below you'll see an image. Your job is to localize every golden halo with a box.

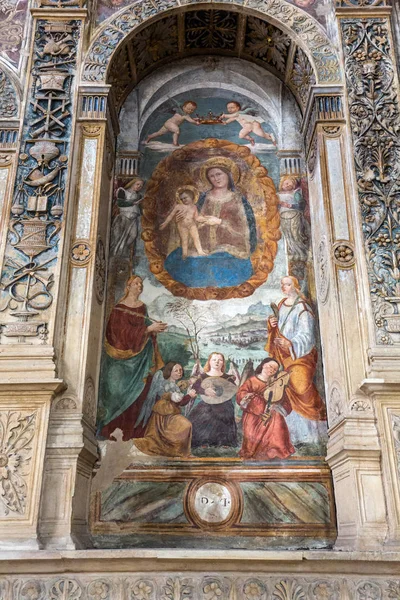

[199,157,240,188]
[175,185,199,204]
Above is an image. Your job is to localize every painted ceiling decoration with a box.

[107,9,318,113]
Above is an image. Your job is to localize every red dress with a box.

[237,376,295,460]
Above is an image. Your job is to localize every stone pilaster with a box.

[39,87,116,548]
[336,0,400,548]
[303,86,389,549]
[0,5,87,549]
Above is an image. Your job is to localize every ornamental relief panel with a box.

[0,410,36,517]
[3,575,400,600]
[341,18,400,345]
[0,20,81,344]
[83,0,341,93]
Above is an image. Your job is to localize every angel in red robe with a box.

[237,358,295,460]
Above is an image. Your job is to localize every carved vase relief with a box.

[0,20,80,344]
[92,62,333,549]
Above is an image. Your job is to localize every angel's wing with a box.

[227,359,240,386]
[191,360,204,377]
[239,359,255,387]
[134,369,165,429]
[162,96,184,115]
[240,107,259,117]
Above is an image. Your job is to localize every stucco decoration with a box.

[3,575,400,599]
[0,411,36,516]
[107,11,298,111]
[0,0,28,68]
[289,47,317,111]
[82,0,341,89]
[341,18,400,345]
[0,68,18,118]
[0,20,80,343]
[337,0,387,6]
[391,413,400,480]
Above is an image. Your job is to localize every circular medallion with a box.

[70,239,92,266]
[184,478,243,530]
[332,240,355,268]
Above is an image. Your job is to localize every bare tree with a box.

[165,298,207,360]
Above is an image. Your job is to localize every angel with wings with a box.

[221,101,277,147]
[145,99,200,147]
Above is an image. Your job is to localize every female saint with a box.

[266,276,326,424]
[97,275,167,440]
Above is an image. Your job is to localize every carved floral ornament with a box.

[70,240,92,266]
[0,68,18,118]
[341,17,400,345]
[0,411,36,516]
[333,240,355,268]
[3,575,400,599]
[82,0,341,88]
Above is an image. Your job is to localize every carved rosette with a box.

[0,20,81,343]
[341,18,400,344]
[333,241,355,268]
[70,240,92,266]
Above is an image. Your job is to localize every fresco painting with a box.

[96,92,328,465]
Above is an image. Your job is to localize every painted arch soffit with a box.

[81,0,342,90]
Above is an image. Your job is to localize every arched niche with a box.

[38,2,388,554]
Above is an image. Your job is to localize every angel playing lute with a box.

[221,101,277,147]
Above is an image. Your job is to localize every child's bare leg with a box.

[190,225,207,256]
[239,124,255,146]
[252,123,275,143]
[146,125,169,143]
[178,224,190,259]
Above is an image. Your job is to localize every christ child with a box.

[145,101,200,147]
[221,101,276,146]
[159,187,219,259]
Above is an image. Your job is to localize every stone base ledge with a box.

[1,549,400,575]
[2,552,400,600]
